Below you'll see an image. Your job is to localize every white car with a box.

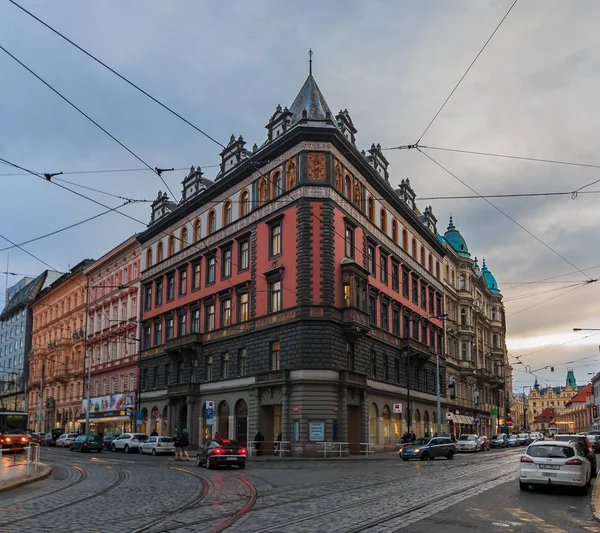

[110,433,148,453]
[56,433,79,448]
[456,434,481,453]
[139,436,175,456]
[519,440,591,494]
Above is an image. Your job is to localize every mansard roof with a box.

[288,74,333,126]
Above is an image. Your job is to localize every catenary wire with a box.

[506,283,595,318]
[416,0,519,143]
[502,282,588,302]
[0,165,219,177]
[419,190,600,200]
[52,177,150,202]
[511,331,600,362]
[7,0,226,149]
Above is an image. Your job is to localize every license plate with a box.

[226,457,237,461]
[542,472,557,477]
[539,464,560,470]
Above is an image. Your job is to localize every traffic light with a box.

[125,407,133,418]
[593,405,598,419]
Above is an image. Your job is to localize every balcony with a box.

[457,359,475,376]
[165,333,202,353]
[256,370,288,384]
[340,371,367,385]
[167,383,201,396]
[340,307,370,340]
[54,369,69,383]
[490,346,504,357]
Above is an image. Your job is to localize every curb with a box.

[592,478,600,522]
[0,464,52,493]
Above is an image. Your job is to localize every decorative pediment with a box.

[260,387,283,406]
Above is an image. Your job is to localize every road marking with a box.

[506,509,569,533]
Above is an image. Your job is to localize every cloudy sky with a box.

[1,0,599,391]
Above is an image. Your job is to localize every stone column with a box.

[282,384,290,447]
[167,403,173,436]
[377,416,384,446]
[339,385,348,446]
[186,398,193,444]
[228,415,235,439]
[360,390,368,444]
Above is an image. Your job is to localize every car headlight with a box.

[398,448,403,453]
[414,448,420,453]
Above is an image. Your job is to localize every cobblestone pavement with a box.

[0,447,525,533]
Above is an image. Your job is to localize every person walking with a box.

[409,431,416,442]
[151,429,158,437]
[181,428,190,460]
[254,431,263,456]
[174,431,182,461]
[273,431,282,455]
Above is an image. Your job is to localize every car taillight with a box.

[21,437,28,442]
[565,458,583,465]
[586,438,592,449]
[157,443,161,447]
[5,437,11,443]
[520,456,534,463]
[84,443,87,447]
[213,447,225,455]
[222,439,231,444]
[239,448,248,455]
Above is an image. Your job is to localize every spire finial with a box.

[309,48,313,75]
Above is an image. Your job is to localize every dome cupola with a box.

[443,216,470,258]
[481,258,501,295]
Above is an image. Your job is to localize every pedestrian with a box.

[151,429,158,437]
[214,431,221,440]
[402,432,409,444]
[174,431,182,461]
[274,431,282,455]
[254,431,263,456]
[409,431,416,442]
[181,428,190,460]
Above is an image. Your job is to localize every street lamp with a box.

[573,328,600,331]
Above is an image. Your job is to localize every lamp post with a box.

[521,385,529,432]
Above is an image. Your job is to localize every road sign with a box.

[206,400,214,427]
[393,403,402,414]
[490,408,498,417]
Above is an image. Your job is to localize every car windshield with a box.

[492,435,502,439]
[159,437,174,442]
[459,435,476,441]
[518,434,528,438]
[528,445,575,458]
[411,438,431,446]
[134,434,148,441]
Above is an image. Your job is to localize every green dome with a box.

[481,258,501,295]
[444,216,470,258]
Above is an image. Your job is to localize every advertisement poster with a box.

[81,392,135,416]
[309,421,325,441]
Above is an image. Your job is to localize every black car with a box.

[399,437,456,461]
[196,438,247,469]
[102,433,118,447]
[69,435,104,453]
[554,435,597,477]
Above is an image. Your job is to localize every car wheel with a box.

[111,444,116,452]
[69,446,74,452]
[124,445,130,454]
[447,451,454,460]
[206,457,214,469]
[238,462,246,469]
[519,481,529,491]
[420,452,429,461]
[196,455,202,467]
[80,447,85,453]
[578,483,589,496]
[152,449,157,456]
[402,458,410,462]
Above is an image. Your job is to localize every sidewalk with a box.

[0,452,51,493]
[249,451,400,461]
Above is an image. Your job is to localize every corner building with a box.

[137,69,447,451]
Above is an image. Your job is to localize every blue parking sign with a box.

[206,400,214,427]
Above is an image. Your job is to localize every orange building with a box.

[28,260,93,433]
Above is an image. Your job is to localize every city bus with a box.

[0,410,29,449]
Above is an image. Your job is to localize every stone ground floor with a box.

[138,370,446,452]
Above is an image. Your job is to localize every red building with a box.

[137,66,446,450]
[84,237,141,436]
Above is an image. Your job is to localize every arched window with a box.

[146,248,153,269]
[193,219,201,243]
[239,190,250,217]
[208,210,216,234]
[223,200,232,226]
[156,242,164,263]
[344,175,352,199]
[380,208,387,233]
[258,177,268,206]
[272,172,283,198]
[392,219,399,243]
[168,235,175,257]
[368,197,375,222]
[420,246,425,266]
[428,254,433,273]
[402,229,408,251]
[411,238,417,258]
[180,226,188,250]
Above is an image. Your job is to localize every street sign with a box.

[206,400,214,427]
[490,408,498,417]
[446,412,453,420]
[393,403,402,414]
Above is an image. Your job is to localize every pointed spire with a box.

[482,257,487,270]
[309,48,313,76]
[447,216,456,231]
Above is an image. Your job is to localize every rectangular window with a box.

[141,371,147,391]
[144,285,152,310]
[129,372,134,391]
[222,246,232,279]
[436,294,442,317]
[412,319,419,340]
[143,325,151,349]
[191,309,200,333]
[206,256,216,285]
[238,348,247,377]
[381,301,389,331]
[221,352,229,380]
[421,324,428,344]
[155,279,163,306]
[270,222,282,258]
[205,356,212,382]
[238,292,249,322]
[412,275,418,305]
[110,376,115,394]
[152,366,159,389]
[391,261,399,292]
[392,307,400,336]
[430,329,435,351]
[190,360,197,383]
[192,262,201,291]
[270,341,280,371]
[221,298,232,327]
[153,321,162,346]
[380,250,388,284]
[421,283,427,310]
[206,304,215,332]
[238,239,249,271]
[347,342,355,371]
[395,358,400,383]
[179,269,187,295]
[383,357,389,381]
[368,295,377,326]
[178,312,187,337]
[165,317,174,341]
[269,279,282,313]
[429,290,434,315]
[437,334,443,356]
[166,274,175,301]
[370,351,376,379]
[345,225,354,259]
[367,245,376,275]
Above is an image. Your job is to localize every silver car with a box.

[456,434,481,452]
[110,433,148,453]
[139,436,175,456]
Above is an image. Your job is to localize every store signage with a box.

[446,412,453,420]
[393,403,402,414]
[81,392,135,416]
[309,421,325,441]
[291,406,300,413]
[206,400,214,427]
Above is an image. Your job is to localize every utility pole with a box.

[84,278,91,434]
[38,362,44,433]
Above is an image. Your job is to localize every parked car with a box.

[553,434,597,477]
[478,436,491,451]
[28,433,43,445]
[139,436,175,456]
[508,435,519,447]
[517,433,531,446]
[530,432,544,442]
[102,434,118,447]
[196,438,247,469]
[69,435,103,453]
[56,433,79,448]
[110,433,148,453]
[491,434,509,448]
[519,440,591,494]
[400,437,456,461]
[589,435,600,453]
[41,433,56,446]
[456,434,481,453]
